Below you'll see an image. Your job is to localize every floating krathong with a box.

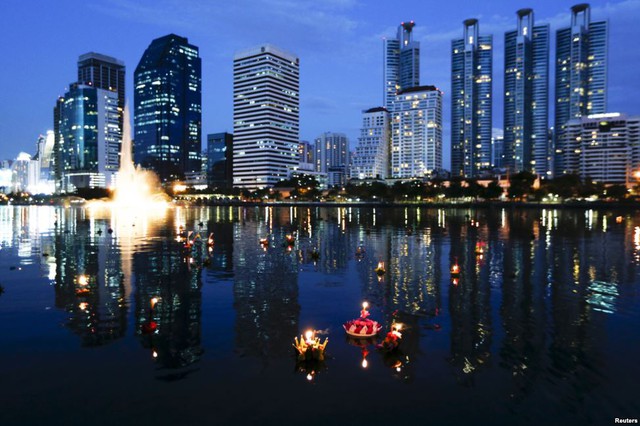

[260,237,269,247]
[343,302,382,338]
[293,330,328,362]
[374,261,386,276]
[377,323,403,352]
[75,275,91,295]
[450,261,460,275]
[285,234,295,246]
[207,233,214,247]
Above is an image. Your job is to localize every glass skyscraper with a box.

[451,19,493,178]
[206,132,233,189]
[383,21,420,108]
[232,44,299,188]
[554,4,608,176]
[55,83,120,192]
[77,52,125,135]
[134,34,202,182]
[504,9,550,176]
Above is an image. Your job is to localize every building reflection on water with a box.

[0,205,637,399]
[232,207,300,362]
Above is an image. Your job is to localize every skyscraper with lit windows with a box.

[351,107,390,180]
[232,44,299,188]
[391,86,442,179]
[554,4,608,176]
[383,21,420,109]
[451,19,493,178]
[77,52,125,136]
[134,34,202,182]
[504,9,550,176]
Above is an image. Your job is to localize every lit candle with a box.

[305,330,314,346]
[150,297,159,309]
[361,302,369,318]
[77,275,88,286]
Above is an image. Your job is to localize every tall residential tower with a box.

[233,45,299,188]
[351,107,390,180]
[451,19,493,177]
[504,9,550,176]
[554,4,608,176]
[134,34,202,182]
[383,22,420,108]
[391,86,443,179]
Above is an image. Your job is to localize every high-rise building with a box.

[53,97,64,193]
[206,133,233,189]
[451,19,493,177]
[298,140,315,172]
[232,45,299,188]
[77,52,125,135]
[315,132,349,187]
[351,107,390,180]
[391,86,443,179]
[504,9,550,176]
[491,131,505,169]
[562,113,639,185]
[11,152,40,193]
[134,34,202,182]
[33,131,55,194]
[55,83,120,191]
[554,4,608,176]
[383,21,420,108]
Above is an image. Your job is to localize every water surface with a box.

[0,205,638,425]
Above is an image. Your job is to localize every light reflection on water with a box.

[0,205,639,425]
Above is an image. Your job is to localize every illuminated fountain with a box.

[111,107,170,209]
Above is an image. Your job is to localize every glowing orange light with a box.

[77,275,89,286]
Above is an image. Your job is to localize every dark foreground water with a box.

[0,205,638,425]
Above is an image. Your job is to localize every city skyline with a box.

[1,0,639,171]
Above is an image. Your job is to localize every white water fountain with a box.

[111,106,169,209]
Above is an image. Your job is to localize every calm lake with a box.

[0,205,638,425]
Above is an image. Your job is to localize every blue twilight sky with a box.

[1,0,639,170]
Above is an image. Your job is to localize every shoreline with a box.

[173,199,640,210]
[2,198,639,210]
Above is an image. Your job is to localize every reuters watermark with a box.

[615,419,638,424]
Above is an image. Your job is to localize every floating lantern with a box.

[450,261,460,275]
[285,234,295,246]
[452,277,460,286]
[343,302,382,337]
[150,297,159,310]
[207,233,214,247]
[616,216,623,224]
[293,329,328,362]
[377,323,403,352]
[75,275,91,295]
[475,243,485,255]
[374,261,386,276]
[260,237,269,246]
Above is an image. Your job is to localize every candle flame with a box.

[362,358,368,368]
[362,301,369,309]
[77,275,89,286]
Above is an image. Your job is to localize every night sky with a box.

[1,0,639,169]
